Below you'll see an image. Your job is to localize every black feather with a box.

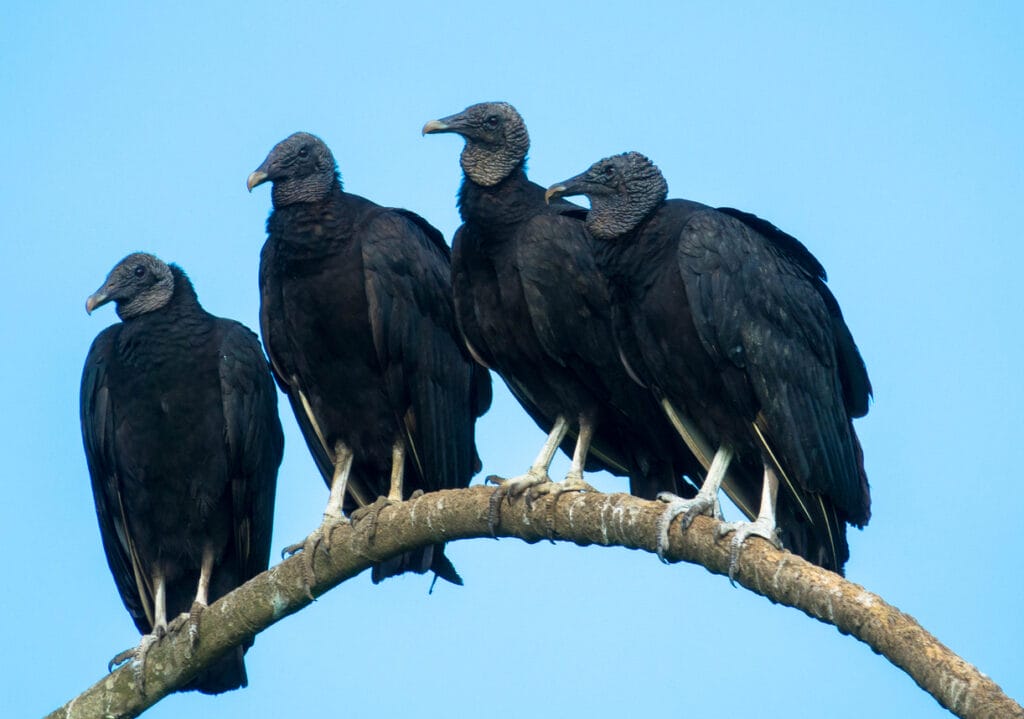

[554,153,871,573]
[430,103,702,499]
[81,254,282,694]
[253,132,490,584]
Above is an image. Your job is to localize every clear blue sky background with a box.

[2,3,1021,717]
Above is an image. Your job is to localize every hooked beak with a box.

[246,170,269,192]
[421,119,450,135]
[423,109,472,137]
[544,184,568,205]
[85,289,110,315]
[545,168,591,205]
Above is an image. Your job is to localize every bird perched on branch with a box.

[547,152,871,574]
[248,132,490,587]
[424,102,705,526]
[81,252,283,694]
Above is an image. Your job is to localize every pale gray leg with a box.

[717,465,783,579]
[353,440,406,543]
[560,413,598,491]
[488,415,570,533]
[660,399,757,518]
[322,440,355,523]
[387,440,405,502]
[656,445,734,561]
[184,545,216,650]
[529,413,600,536]
[109,570,167,695]
[283,441,355,595]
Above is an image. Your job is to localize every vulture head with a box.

[86,252,175,320]
[546,152,668,240]
[247,132,339,207]
[423,101,529,187]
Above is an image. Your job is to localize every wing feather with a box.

[361,209,482,492]
[80,327,153,633]
[677,209,868,523]
[217,322,283,584]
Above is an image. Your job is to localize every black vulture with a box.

[247,132,490,587]
[547,153,871,574]
[81,253,283,694]
[423,102,705,521]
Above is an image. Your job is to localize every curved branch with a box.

[45,486,1022,719]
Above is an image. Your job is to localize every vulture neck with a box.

[163,267,204,316]
[118,268,210,363]
[586,195,662,241]
[457,161,537,226]
[272,173,341,210]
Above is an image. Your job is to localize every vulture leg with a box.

[717,465,783,578]
[487,415,570,534]
[659,398,756,517]
[656,445,734,560]
[352,440,406,544]
[560,412,599,492]
[282,441,355,594]
[185,545,216,650]
[528,412,599,536]
[387,439,405,501]
[322,440,356,524]
[107,569,167,695]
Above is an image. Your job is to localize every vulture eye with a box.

[298,147,309,158]
[603,165,616,178]
[484,114,500,128]
[134,265,147,278]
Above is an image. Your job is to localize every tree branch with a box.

[45,486,1022,719]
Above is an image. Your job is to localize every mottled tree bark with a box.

[45,486,1022,719]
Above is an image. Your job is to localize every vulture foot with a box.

[186,601,206,652]
[351,494,406,544]
[717,517,783,581]
[282,514,349,598]
[531,470,597,538]
[655,490,723,562]
[486,468,553,535]
[108,628,163,696]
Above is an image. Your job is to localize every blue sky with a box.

[2,3,1022,717]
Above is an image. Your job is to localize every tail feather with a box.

[371,542,463,586]
[774,488,850,575]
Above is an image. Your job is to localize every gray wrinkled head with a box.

[422,101,529,187]
[247,132,339,207]
[86,252,175,320]
[545,152,668,240]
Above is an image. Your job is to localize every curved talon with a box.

[538,473,596,539]
[486,468,552,535]
[655,491,722,562]
[487,484,511,536]
[486,475,515,534]
[187,601,205,652]
[131,632,160,696]
[281,516,347,600]
[717,518,783,581]
[281,540,304,560]
[108,647,134,673]
[351,496,395,544]
[296,531,324,599]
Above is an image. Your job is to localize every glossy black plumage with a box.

[81,253,283,694]
[249,132,490,585]
[424,102,701,500]
[549,154,870,572]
